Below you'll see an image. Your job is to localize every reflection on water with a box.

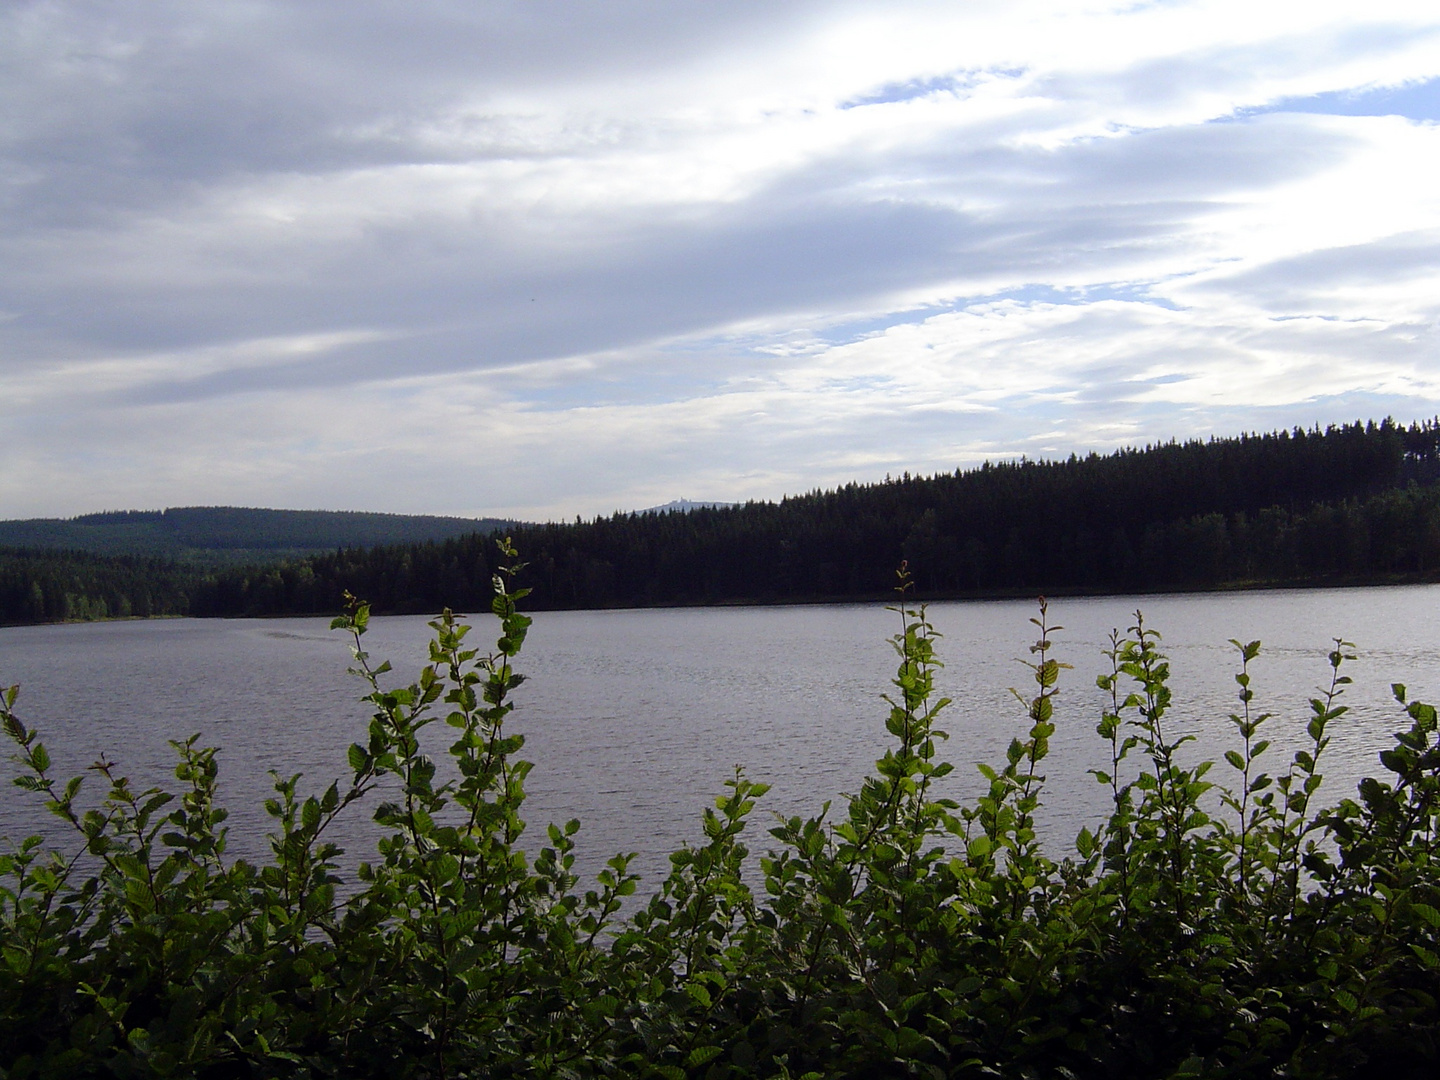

[3,584,1440,892]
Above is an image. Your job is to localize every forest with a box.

[5,419,1440,625]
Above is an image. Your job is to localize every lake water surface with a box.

[4,585,1440,891]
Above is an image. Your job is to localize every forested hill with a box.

[6,420,1440,625]
[0,506,512,564]
[192,418,1440,617]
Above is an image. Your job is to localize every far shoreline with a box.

[5,571,1439,630]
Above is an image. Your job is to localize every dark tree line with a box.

[0,549,197,624]
[6,419,1440,625]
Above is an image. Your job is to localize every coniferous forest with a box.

[5,419,1440,625]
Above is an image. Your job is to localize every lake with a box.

[4,584,1440,891]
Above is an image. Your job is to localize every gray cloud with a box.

[2,1,1439,518]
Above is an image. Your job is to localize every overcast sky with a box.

[4,0,1439,521]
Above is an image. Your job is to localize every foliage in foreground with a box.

[2,546,1439,1078]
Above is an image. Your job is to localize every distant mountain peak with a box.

[636,499,736,515]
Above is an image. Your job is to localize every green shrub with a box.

[3,543,1439,1078]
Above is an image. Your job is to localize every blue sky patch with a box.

[967,283,1183,311]
[841,67,1026,109]
[1254,77,1440,122]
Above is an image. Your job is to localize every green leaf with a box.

[685,982,712,1008]
[1412,903,1440,928]
[687,1046,724,1068]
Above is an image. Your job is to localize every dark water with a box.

[4,585,1440,892]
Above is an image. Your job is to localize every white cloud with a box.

[2,0,1439,518]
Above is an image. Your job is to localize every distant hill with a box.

[0,506,514,565]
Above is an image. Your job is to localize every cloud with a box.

[2,0,1440,518]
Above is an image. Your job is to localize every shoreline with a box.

[5,571,1438,629]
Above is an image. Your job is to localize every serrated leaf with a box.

[1411,944,1440,968]
[1412,903,1440,928]
[686,1046,723,1067]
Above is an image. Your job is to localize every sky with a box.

[3,0,1440,522]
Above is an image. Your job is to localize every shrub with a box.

[2,543,1439,1078]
